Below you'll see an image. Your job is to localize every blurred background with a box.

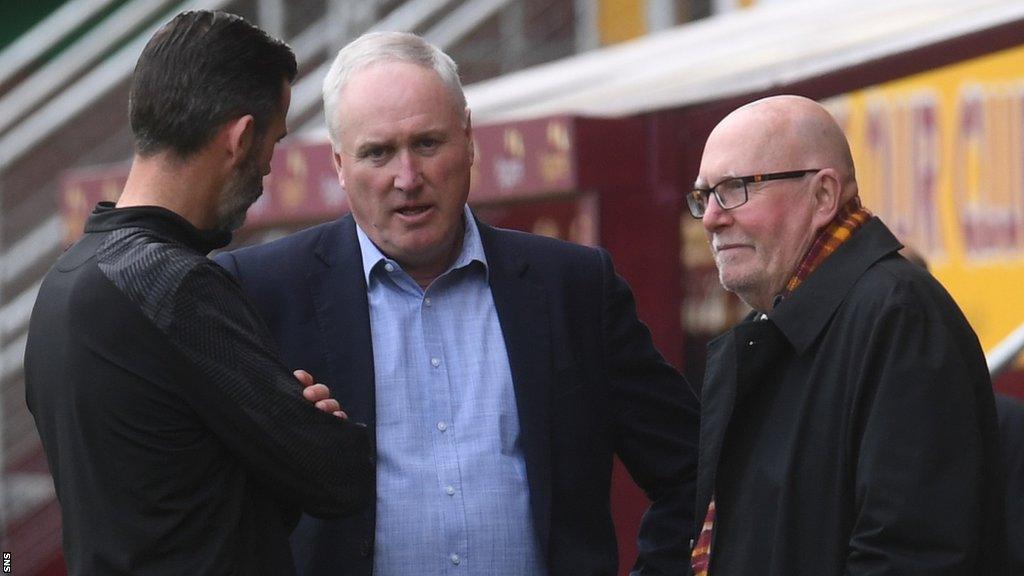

[2,0,1024,573]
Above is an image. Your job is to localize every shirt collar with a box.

[355,204,488,285]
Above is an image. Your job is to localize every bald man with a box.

[687,95,1007,575]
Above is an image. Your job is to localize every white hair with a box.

[321,31,466,150]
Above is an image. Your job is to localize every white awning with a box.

[465,0,1024,124]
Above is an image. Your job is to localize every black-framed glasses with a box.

[686,169,820,218]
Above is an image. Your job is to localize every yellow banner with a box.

[824,45,1024,353]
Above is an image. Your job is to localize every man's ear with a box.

[811,168,843,229]
[223,114,256,168]
[464,108,474,166]
[332,150,346,191]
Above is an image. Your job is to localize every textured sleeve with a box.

[595,248,700,576]
[846,295,1000,574]
[163,262,373,518]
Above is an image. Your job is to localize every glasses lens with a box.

[687,190,708,218]
[716,178,747,209]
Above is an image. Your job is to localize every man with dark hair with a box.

[24,11,371,575]
[128,10,297,159]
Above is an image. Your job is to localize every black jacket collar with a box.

[85,201,231,254]
[769,217,903,355]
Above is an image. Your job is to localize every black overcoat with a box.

[696,217,1006,575]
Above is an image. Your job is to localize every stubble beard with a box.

[216,150,263,232]
[715,251,766,311]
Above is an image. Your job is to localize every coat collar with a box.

[87,201,231,253]
[313,213,359,267]
[769,217,903,355]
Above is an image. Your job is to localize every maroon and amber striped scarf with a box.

[779,196,872,300]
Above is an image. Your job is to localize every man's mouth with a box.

[397,206,429,215]
[714,243,748,252]
[395,205,433,221]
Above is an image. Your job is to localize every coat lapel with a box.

[697,318,788,537]
[478,221,553,554]
[308,215,377,431]
[696,334,737,537]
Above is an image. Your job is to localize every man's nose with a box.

[701,193,731,232]
[394,149,423,192]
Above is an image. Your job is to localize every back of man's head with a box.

[129,10,297,159]
[321,31,466,149]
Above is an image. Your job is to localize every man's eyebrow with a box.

[346,139,394,157]
[695,171,740,188]
[414,127,449,137]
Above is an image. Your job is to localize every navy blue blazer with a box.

[214,214,699,576]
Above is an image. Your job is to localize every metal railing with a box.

[0,0,233,168]
[988,322,1024,379]
[0,0,120,88]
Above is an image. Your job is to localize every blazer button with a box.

[360,539,373,557]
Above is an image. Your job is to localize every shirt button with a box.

[431,358,440,367]
[424,297,432,307]
[450,553,461,565]
[384,262,395,272]
[437,421,448,432]
[445,485,456,496]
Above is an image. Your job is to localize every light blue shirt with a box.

[357,206,547,576]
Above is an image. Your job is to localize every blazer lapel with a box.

[478,221,553,555]
[308,215,377,432]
